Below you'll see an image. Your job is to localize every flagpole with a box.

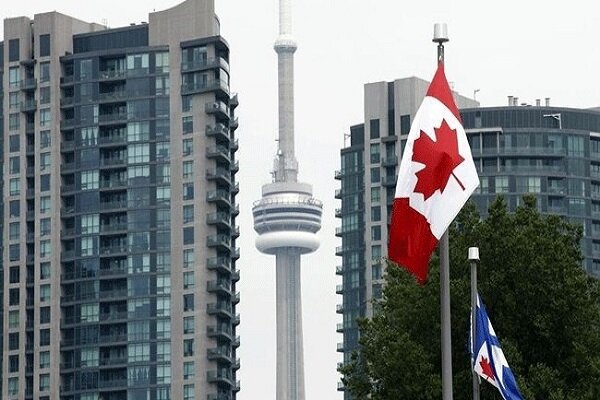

[469,247,480,400]
[433,22,453,400]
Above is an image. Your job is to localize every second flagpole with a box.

[433,23,453,400]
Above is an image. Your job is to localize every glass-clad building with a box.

[463,105,600,276]
[336,77,600,398]
[1,1,240,399]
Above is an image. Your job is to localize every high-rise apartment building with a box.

[335,77,476,396]
[1,1,240,399]
[336,77,600,397]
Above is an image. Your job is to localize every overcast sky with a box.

[3,1,600,399]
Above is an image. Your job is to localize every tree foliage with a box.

[340,196,600,400]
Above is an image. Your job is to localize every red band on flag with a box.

[388,198,438,284]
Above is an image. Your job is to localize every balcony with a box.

[99,69,127,80]
[336,284,344,294]
[207,234,231,250]
[100,179,128,190]
[60,96,74,107]
[207,303,233,318]
[181,56,229,73]
[20,99,37,112]
[231,138,239,152]
[207,257,232,273]
[100,223,128,234]
[207,394,232,400]
[207,325,233,341]
[206,168,231,184]
[207,280,232,295]
[206,190,231,206]
[99,245,128,256]
[99,200,128,211]
[337,342,344,352]
[335,170,343,180]
[207,212,231,228]
[206,123,230,141]
[97,91,128,103]
[98,112,127,125]
[207,347,233,363]
[20,78,37,90]
[61,140,76,150]
[336,304,344,314]
[206,145,231,162]
[382,175,398,187]
[336,323,344,333]
[205,101,230,119]
[382,155,399,167]
[100,158,127,168]
[98,134,127,146]
[61,118,76,129]
[60,75,75,85]
[182,79,229,96]
[336,265,343,275]
[335,189,343,199]
[207,370,234,386]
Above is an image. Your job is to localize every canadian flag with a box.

[388,63,479,283]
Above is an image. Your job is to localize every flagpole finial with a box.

[433,23,449,63]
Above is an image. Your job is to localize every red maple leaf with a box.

[479,356,496,381]
[412,119,465,200]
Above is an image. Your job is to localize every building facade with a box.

[1,1,240,399]
[336,77,600,396]
[334,77,477,396]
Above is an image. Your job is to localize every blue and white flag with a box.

[471,294,524,400]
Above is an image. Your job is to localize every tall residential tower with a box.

[1,1,240,399]
[252,1,322,400]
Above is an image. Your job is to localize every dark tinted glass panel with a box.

[40,34,50,57]
[73,25,148,53]
[8,39,19,62]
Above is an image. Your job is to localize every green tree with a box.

[340,196,600,400]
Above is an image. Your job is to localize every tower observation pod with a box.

[252,0,322,399]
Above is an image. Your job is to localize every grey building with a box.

[0,1,240,399]
[334,77,476,396]
[336,78,600,396]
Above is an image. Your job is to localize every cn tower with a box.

[252,0,322,399]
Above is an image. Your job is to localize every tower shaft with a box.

[276,249,305,400]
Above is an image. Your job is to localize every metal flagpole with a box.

[433,23,453,400]
[469,247,481,400]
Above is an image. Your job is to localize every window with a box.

[40,62,50,82]
[40,108,51,127]
[9,157,19,174]
[372,245,382,260]
[9,355,19,373]
[40,351,50,369]
[40,196,51,214]
[9,266,20,283]
[9,113,20,131]
[9,244,20,261]
[40,240,51,258]
[40,374,50,391]
[183,116,193,134]
[81,348,99,367]
[10,200,20,217]
[183,138,193,156]
[183,362,195,379]
[182,95,192,112]
[8,377,18,396]
[9,310,19,328]
[370,119,380,139]
[184,384,195,400]
[9,92,19,109]
[183,249,194,269]
[156,142,170,161]
[370,167,380,183]
[78,59,92,80]
[157,342,171,362]
[40,329,50,346]
[157,186,171,206]
[128,143,150,164]
[40,306,51,324]
[9,135,20,152]
[40,87,51,104]
[39,34,51,57]
[128,343,150,362]
[371,225,381,241]
[183,339,194,356]
[183,183,194,200]
[157,164,171,184]
[183,272,195,289]
[183,316,195,333]
[183,294,194,311]
[155,52,169,73]
[80,303,99,322]
[81,214,100,234]
[371,206,381,222]
[40,153,51,170]
[371,187,380,203]
[126,53,149,75]
[156,76,170,96]
[40,284,51,302]
[157,296,170,317]
[9,222,20,240]
[127,121,150,142]
[9,39,19,62]
[183,205,194,223]
[9,66,20,88]
[40,218,51,236]
[81,236,98,256]
[40,262,51,279]
[80,127,98,146]
[157,365,171,384]
[183,161,194,179]
[40,130,51,148]
[370,143,380,163]
[183,227,194,245]
[9,332,19,350]
[157,318,171,339]
[81,171,99,190]
[41,174,50,191]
